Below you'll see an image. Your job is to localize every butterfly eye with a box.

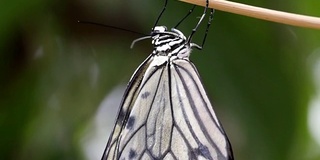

[154,26,167,33]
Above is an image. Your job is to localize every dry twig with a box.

[179,0,320,29]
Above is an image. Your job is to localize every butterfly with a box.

[101,0,233,159]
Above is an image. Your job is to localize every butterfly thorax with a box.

[151,26,193,59]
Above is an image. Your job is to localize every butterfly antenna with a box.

[78,20,147,36]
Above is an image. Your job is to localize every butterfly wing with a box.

[169,59,233,159]
[102,55,233,160]
[102,54,154,159]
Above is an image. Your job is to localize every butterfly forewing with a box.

[171,60,231,159]
[102,54,154,159]
[120,56,173,159]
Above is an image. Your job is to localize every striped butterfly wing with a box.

[102,54,154,159]
[102,26,233,160]
[169,59,233,159]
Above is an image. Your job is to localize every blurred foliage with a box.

[0,0,320,159]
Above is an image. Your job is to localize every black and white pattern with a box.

[101,26,233,160]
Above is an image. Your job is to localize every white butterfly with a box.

[101,26,233,160]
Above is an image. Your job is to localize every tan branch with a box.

[179,0,320,29]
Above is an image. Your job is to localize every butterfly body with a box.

[102,26,233,160]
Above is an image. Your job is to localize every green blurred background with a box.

[1,0,320,159]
